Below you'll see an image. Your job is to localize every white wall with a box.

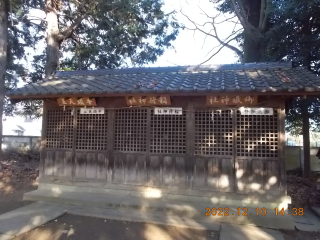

[3,116,42,136]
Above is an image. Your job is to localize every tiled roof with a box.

[7,62,320,98]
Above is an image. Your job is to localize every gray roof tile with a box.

[7,62,320,98]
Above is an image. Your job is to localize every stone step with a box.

[24,189,295,230]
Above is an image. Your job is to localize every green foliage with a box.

[286,97,320,136]
[7,0,180,118]
[213,0,320,136]
[4,1,39,116]
[28,0,180,73]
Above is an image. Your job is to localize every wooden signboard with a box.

[126,95,171,106]
[57,97,97,106]
[154,107,182,115]
[206,95,257,106]
[80,107,105,114]
[239,107,273,115]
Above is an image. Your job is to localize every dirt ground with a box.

[14,214,219,240]
[0,152,38,215]
[1,152,320,240]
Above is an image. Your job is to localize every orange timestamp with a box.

[205,207,304,216]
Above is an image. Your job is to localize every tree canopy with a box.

[4,0,180,117]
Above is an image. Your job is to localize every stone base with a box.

[23,182,294,230]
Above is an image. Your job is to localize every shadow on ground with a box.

[14,214,220,240]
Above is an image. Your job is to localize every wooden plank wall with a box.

[40,96,286,195]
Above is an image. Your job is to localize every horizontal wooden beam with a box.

[7,90,320,100]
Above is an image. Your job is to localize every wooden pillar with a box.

[232,108,238,193]
[146,108,151,185]
[71,107,78,182]
[186,102,195,188]
[107,106,115,183]
[279,101,287,194]
[301,98,311,179]
[39,100,48,180]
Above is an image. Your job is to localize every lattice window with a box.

[195,110,233,156]
[236,109,278,158]
[114,109,147,152]
[76,109,107,150]
[150,110,186,154]
[46,109,73,149]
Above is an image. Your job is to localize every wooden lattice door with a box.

[148,110,188,188]
[43,109,74,179]
[193,109,235,192]
[235,109,280,193]
[113,109,148,185]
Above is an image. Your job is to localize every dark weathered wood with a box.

[193,157,234,192]
[125,154,147,185]
[40,96,286,199]
[175,157,187,186]
[97,153,107,180]
[85,152,96,179]
[186,102,195,187]
[39,101,48,179]
[74,152,86,179]
[54,151,64,177]
[146,108,151,184]
[64,151,73,178]
[251,159,264,192]
[162,156,174,186]
[149,155,161,186]
[265,160,279,192]
[72,107,77,181]
[235,159,251,193]
[221,158,235,192]
[107,108,115,183]
[279,101,287,193]
[44,150,54,176]
[113,153,125,183]
[232,108,237,192]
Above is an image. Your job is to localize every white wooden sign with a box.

[80,107,105,114]
[239,107,273,115]
[154,107,182,115]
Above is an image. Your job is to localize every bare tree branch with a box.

[181,9,243,62]
[199,34,243,65]
[59,13,87,40]
[215,15,237,24]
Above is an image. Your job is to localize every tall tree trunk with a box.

[45,0,60,78]
[243,35,263,63]
[242,0,264,63]
[0,0,8,163]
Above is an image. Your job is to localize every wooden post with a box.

[146,108,151,186]
[301,97,311,179]
[279,102,287,194]
[232,108,237,193]
[186,102,195,188]
[71,107,77,182]
[39,101,48,180]
[107,106,115,183]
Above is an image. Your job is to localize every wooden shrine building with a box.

[7,62,320,209]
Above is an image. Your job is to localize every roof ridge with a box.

[55,62,293,77]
